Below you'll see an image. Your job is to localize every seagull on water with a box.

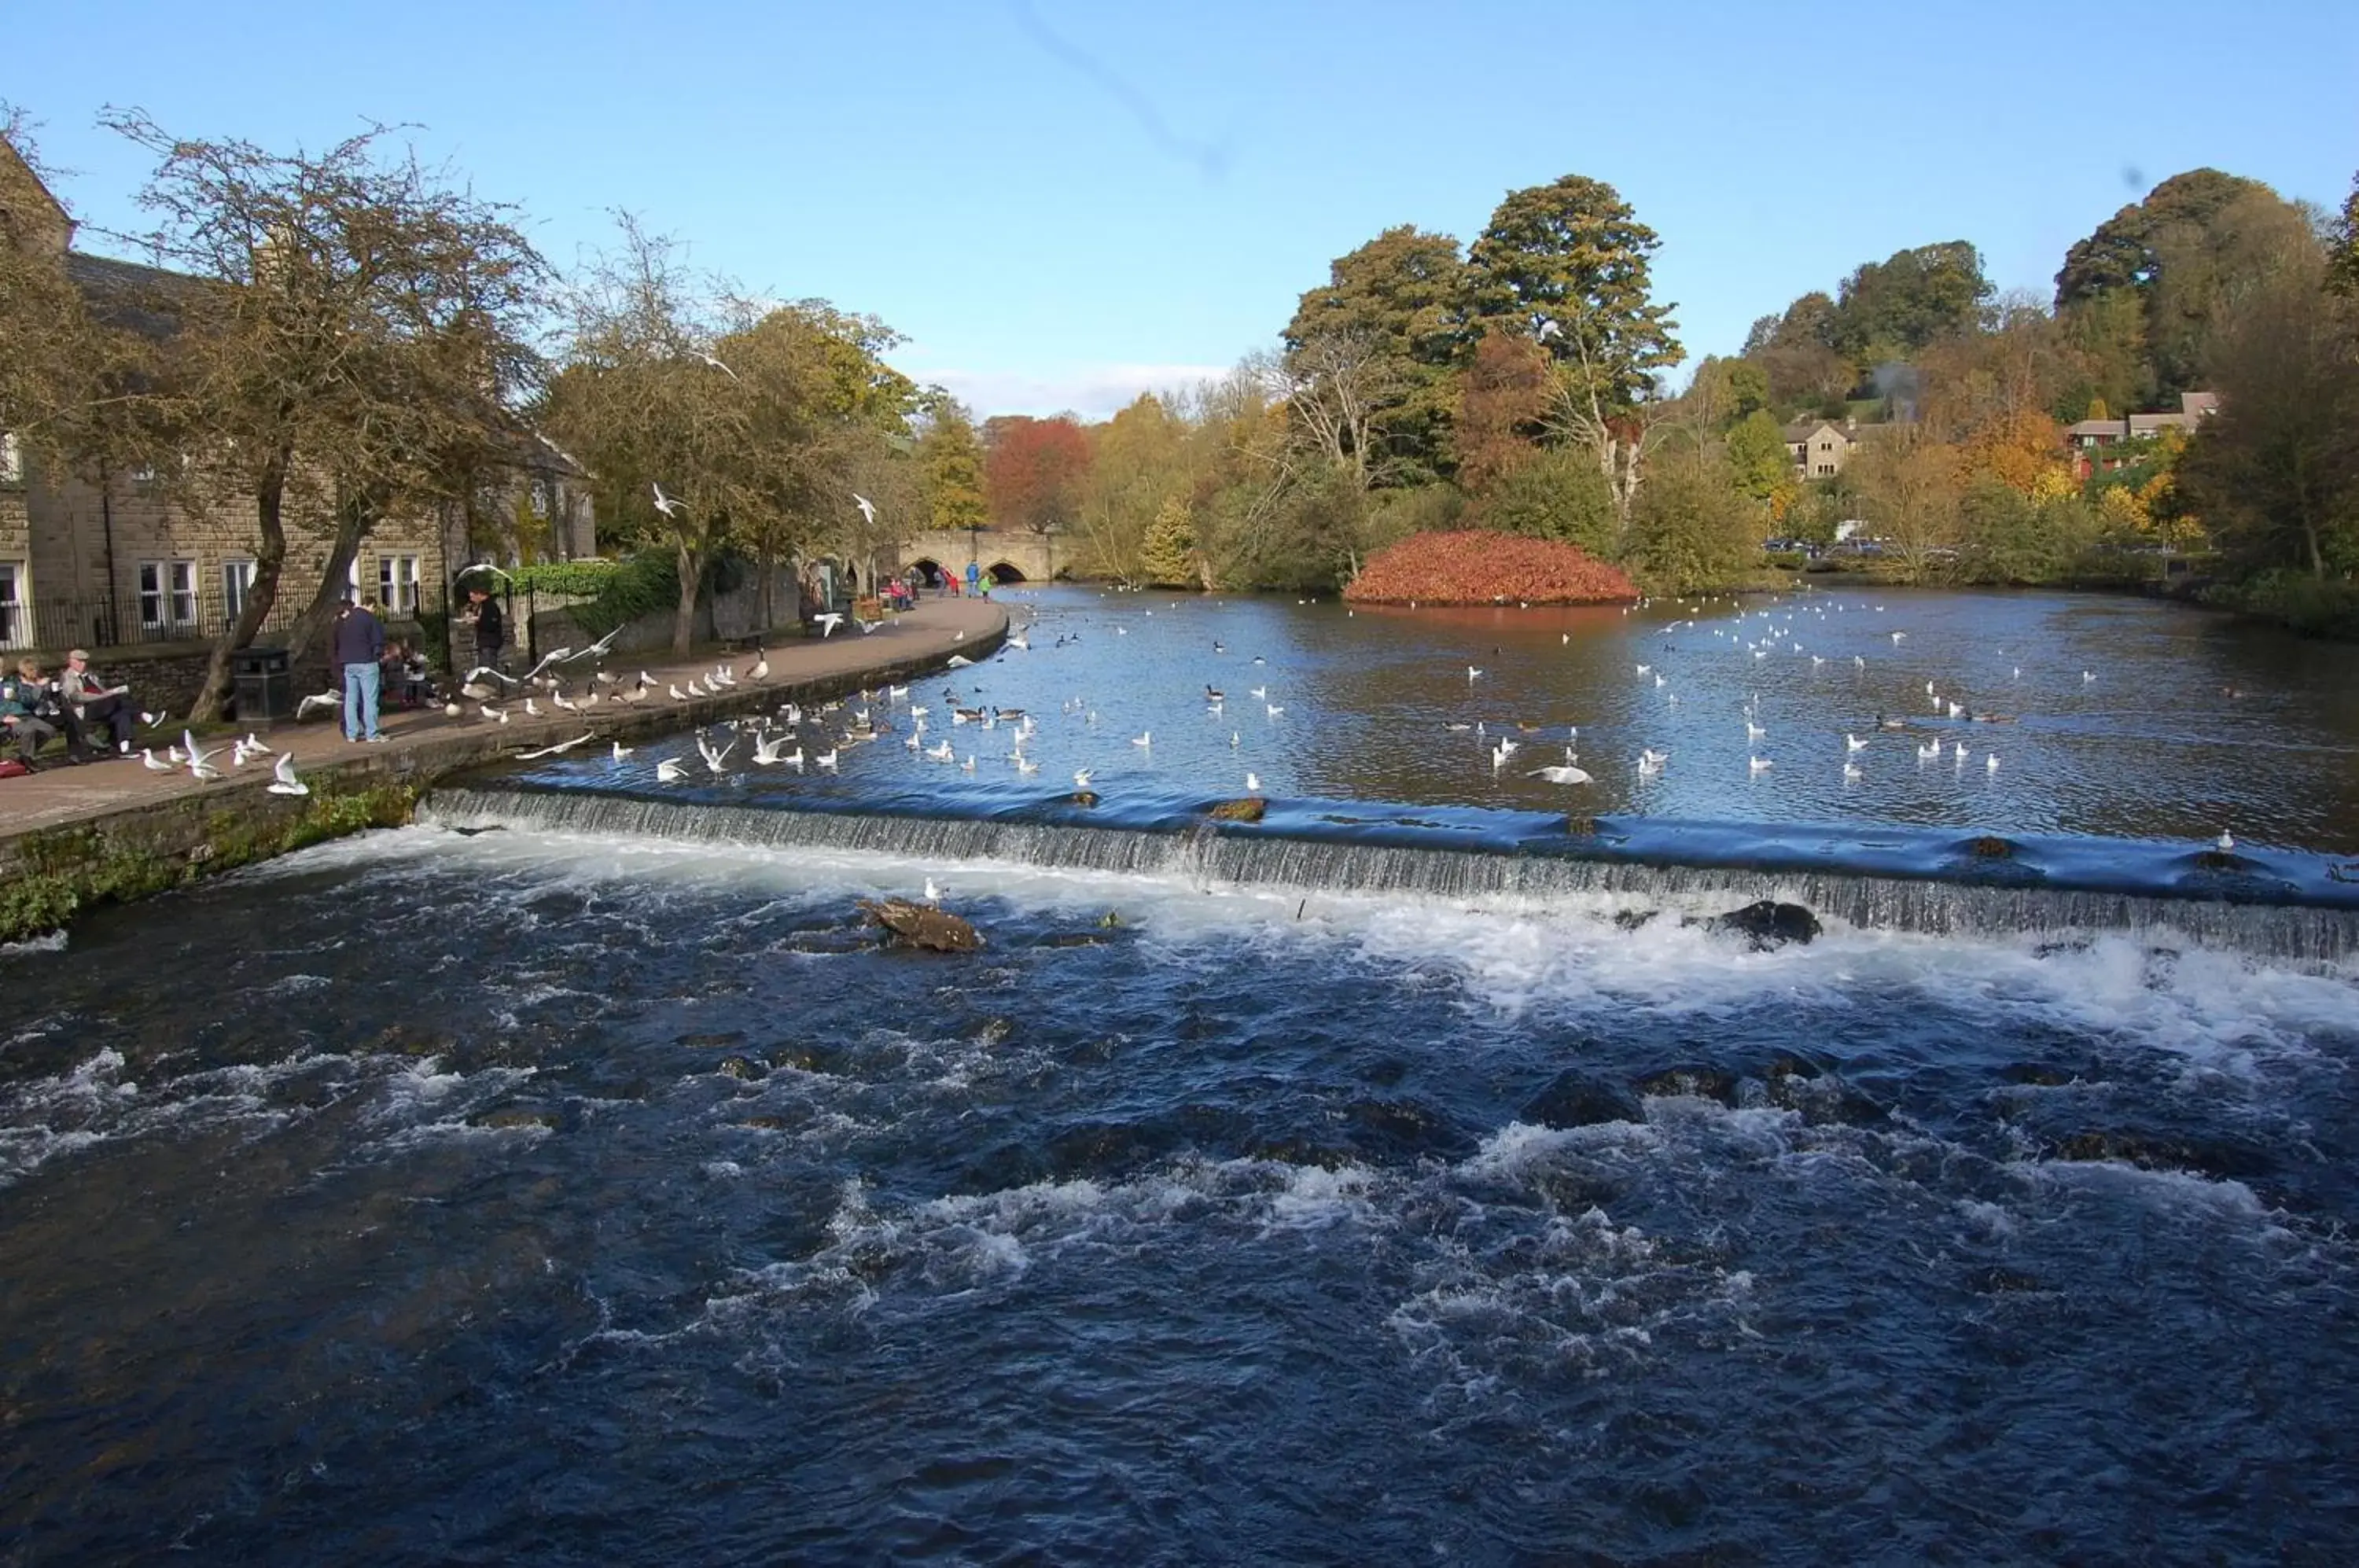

[1530,764,1593,785]
[2217,830,2235,851]
[1245,771,1263,793]
[611,741,635,762]
[655,756,688,782]
[1073,768,1094,788]
[1846,733,1868,752]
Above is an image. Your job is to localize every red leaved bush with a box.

[1344,529,1639,605]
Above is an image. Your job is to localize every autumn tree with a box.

[2177,253,2359,580]
[719,299,917,619]
[1828,241,1993,363]
[1462,174,1683,541]
[2331,171,2359,297]
[1449,332,1554,495]
[1743,291,1853,413]
[96,111,548,716]
[1076,393,1191,582]
[544,215,749,654]
[1724,409,1795,516]
[0,114,133,470]
[983,414,1091,536]
[2057,168,2319,399]
[916,396,989,538]
[1846,432,1964,582]
[1624,450,1760,594]
[1280,224,1464,480]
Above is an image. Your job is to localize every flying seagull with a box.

[652,482,685,517]
[517,734,597,760]
[853,493,877,525]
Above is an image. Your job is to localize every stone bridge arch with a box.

[900,529,1064,586]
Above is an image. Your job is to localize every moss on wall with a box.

[0,781,417,944]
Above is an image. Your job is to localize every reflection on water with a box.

[525,585,2359,852]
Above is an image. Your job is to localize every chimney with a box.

[1844,416,1856,432]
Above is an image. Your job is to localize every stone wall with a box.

[9,459,447,650]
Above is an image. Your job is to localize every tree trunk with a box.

[756,541,775,631]
[672,543,699,657]
[187,451,291,723]
[285,488,378,670]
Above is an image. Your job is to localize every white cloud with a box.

[908,362,1234,421]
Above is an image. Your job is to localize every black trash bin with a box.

[232,646,293,723]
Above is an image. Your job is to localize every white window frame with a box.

[377,554,421,615]
[0,432,22,484]
[222,558,256,625]
[137,558,198,632]
[0,561,25,649]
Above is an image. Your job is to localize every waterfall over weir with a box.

[422,786,2359,966]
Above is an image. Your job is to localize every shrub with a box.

[1343,529,1639,605]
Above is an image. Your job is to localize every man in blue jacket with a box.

[331,596,388,742]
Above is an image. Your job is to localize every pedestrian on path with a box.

[332,597,388,742]
[466,587,507,673]
[964,560,981,598]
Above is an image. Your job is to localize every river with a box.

[3,586,2356,1565]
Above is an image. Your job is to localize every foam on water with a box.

[366,821,2359,1074]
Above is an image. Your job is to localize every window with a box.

[138,559,197,631]
[1816,463,1835,477]
[527,483,549,518]
[377,554,421,614]
[222,559,256,625]
[0,561,24,649]
[0,431,21,484]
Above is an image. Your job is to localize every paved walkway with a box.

[0,598,1008,839]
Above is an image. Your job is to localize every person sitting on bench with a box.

[0,659,61,764]
[57,648,135,758]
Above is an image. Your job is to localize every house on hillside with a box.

[1783,417,1903,480]
[2063,392,2219,479]
[0,138,591,657]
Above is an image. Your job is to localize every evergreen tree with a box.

[1139,495,1198,587]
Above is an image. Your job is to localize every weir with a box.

[421,786,2359,966]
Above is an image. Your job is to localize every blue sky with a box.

[9,2,2357,418]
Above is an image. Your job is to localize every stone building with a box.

[0,138,590,663]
